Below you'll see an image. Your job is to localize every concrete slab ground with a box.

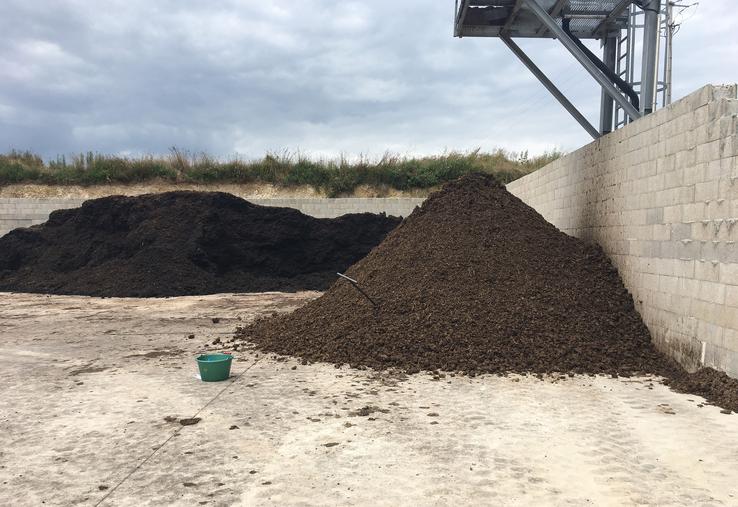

[0,292,736,506]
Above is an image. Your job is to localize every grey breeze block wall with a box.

[0,197,425,238]
[507,84,738,378]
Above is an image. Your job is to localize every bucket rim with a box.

[196,353,233,363]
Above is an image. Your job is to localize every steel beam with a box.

[454,0,470,37]
[640,0,661,113]
[599,36,618,133]
[522,0,642,121]
[592,0,634,36]
[501,0,524,34]
[501,36,600,139]
[535,0,567,36]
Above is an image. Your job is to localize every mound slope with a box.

[237,174,662,375]
[236,174,737,411]
[0,191,400,297]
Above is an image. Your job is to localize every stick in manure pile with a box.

[336,272,378,309]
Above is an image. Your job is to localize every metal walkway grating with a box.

[455,0,631,39]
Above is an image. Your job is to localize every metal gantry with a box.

[614,1,683,129]
[454,0,677,138]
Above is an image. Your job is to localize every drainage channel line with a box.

[94,355,264,506]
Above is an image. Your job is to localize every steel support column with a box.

[641,0,661,113]
[599,36,618,133]
[523,0,642,121]
[454,0,470,37]
[501,35,600,139]
[664,0,674,105]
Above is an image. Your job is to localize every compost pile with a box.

[236,173,738,412]
[0,192,400,297]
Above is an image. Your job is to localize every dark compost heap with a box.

[0,191,400,297]
[236,173,738,412]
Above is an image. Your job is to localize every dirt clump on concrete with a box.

[0,191,400,297]
[236,173,738,412]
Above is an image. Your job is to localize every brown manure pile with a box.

[236,173,738,412]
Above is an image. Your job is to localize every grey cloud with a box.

[0,0,734,159]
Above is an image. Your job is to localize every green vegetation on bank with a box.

[0,149,560,196]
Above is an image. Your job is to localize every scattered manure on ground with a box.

[124,348,185,359]
[235,173,738,413]
[69,364,108,376]
[349,405,390,417]
[665,368,738,413]
[0,191,399,297]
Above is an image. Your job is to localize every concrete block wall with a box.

[0,198,86,237]
[507,84,738,378]
[0,197,424,238]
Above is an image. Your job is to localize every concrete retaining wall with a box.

[0,198,87,236]
[507,84,738,378]
[0,197,425,238]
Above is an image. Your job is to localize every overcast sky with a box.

[0,1,735,160]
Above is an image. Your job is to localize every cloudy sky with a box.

[0,1,735,160]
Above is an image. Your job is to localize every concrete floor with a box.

[1,292,737,507]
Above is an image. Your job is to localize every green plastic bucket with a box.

[196,353,233,382]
